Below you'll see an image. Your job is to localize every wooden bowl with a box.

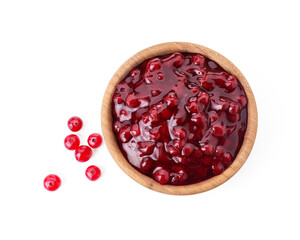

[101,42,257,195]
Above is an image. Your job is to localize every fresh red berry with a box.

[68,116,83,132]
[44,174,61,191]
[85,165,101,181]
[87,133,103,149]
[75,145,93,162]
[64,134,80,150]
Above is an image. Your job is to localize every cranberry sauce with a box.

[112,52,248,185]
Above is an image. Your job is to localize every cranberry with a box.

[126,93,140,108]
[87,133,103,148]
[138,141,155,155]
[68,116,83,132]
[113,121,121,132]
[211,160,225,175]
[75,145,93,162]
[130,123,141,137]
[173,139,186,150]
[140,157,153,173]
[170,167,188,184]
[164,91,179,107]
[112,52,248,185]
[208,111,218,123]
[201,144,214,155]
[166,144,180,156]
[173,126,187,139]
[191,112,206,126]
[198,77,214,90]
[188,83,201,94]
[164,52,184,68]
[192,55,205,66]
[198,92,209,104]
[237,95,247,109]
[113,93,124,104]
[182,143,194,157]
[154,168,170,184]
[225,76,238,91]
[64,134,80,150]
[147,58,162,72]
[119,125,132,143]
[212,124,226,138]
[44,174,61,191]
[149,127,161,141]
[149,107,160,122]
[157,72,164,80]
[215,145,225,158]
[223,152,232,166]
[228,102,240,115]
[85,165,101,181]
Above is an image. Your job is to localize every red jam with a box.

[112,52,248,185]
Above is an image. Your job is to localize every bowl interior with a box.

[101,42,257,195]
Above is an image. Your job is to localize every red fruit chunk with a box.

[211,160,225,175]
[170,167,188,185]
[126,93,140,108]
[173,139,186,150]
[166,144,180,156]
[68,116,83,132]
[113,93,124,104]
[208,111,218,123]
[225,76,238,91]
[157,72,164,80]
[85,165,101,181]
[130,123,141,137]
[228,102,240,115]
[138,141,155,155]
[44,174,61,191]
[164,52,185,67]
[140,157,153,173]
[75,145,93,162]
[215,145,225,158]
[173,126,187,139]
[182,143,194,157]
[191,55,205,66]
[212,124,226,138]
[154,168,170,185]
[164,91,179,107]
[119,125,132,143]
[201,144,214,155]
[87,133,103,148]
[237,95,247,109]
[149,127,161,141]
[147,58,162,72]
[223,152,232,166]
[198,92,209,104]
[64,134,80,150]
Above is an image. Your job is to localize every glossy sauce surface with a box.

[112,52,248,185]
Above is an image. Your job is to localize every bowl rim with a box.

[101,42,258,195]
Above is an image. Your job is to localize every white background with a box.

[0,0,299,239]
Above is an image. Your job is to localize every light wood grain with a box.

[101,42,258,195]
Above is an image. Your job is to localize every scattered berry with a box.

[68,116,83,132]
